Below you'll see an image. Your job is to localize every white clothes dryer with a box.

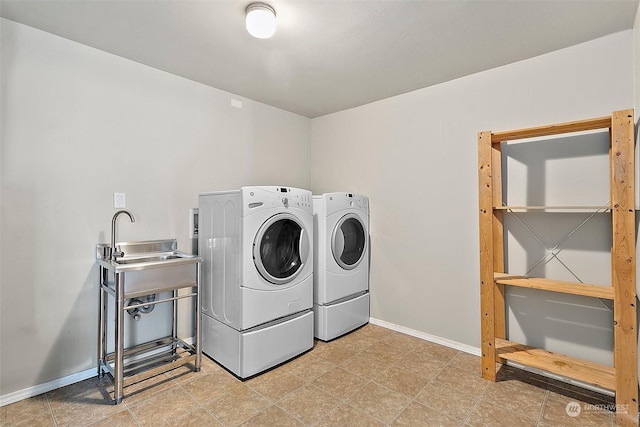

[199,186,314,378]
[313,192,370,341]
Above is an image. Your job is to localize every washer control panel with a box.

[276,187,312,210]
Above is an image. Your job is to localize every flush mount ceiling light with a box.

[245,2,276,39]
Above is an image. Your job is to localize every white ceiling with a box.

[1,0,638,118]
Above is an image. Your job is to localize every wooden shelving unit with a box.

[478,109,638,426]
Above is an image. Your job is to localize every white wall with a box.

[0,18,311,397]
[311,31,634,364]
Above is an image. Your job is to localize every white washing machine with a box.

[313,192,370,341]
[199,186,314,378]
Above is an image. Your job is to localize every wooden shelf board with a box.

[494,273,614,299]
[491,116,611,143]
[495,338,616,391]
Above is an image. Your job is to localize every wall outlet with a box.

[114,192,126,208]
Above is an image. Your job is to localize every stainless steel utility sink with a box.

[96,239,200,273]
[96,237,202,404]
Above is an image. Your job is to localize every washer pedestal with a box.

[202,310,313,378]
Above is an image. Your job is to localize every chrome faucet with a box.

[110,210,135,260]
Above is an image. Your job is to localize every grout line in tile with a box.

[459,382,485,427]
[363,377,424,426]
[384,371,438,426]
[44,391,58,427]
[273,400,309,426]
[535,389,550,427]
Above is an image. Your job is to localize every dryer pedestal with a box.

[202,310,313,378]
[314,292,369,341]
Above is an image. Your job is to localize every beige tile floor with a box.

[0,324,621,426]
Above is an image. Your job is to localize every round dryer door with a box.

[332,213,367,270]
[253,213,310,285]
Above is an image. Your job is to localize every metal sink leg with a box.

[97,266,107,378]
[195,262,202,372]
[114,271,125,404]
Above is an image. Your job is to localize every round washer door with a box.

[253,213,310,285]
[332,213,367,270]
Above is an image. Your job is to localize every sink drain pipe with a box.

[125,294,156,320]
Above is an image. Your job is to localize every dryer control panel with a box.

[324,192,369,215]
[242,186,312,215]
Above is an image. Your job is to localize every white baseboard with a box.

[0,368,96,407]
[369,317,481,356]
